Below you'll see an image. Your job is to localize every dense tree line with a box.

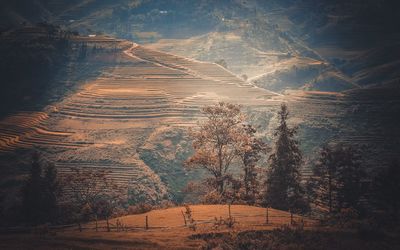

[19,152,125,229]
[0,24,72,117]
[186,102,309,212]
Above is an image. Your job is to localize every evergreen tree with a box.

[373,159,400,221]
[335,146,365,213]
[265,103,309,213]
[307,145,338,214]
[22,152,61,225]
[22,152,44,224]
[42,163,61,223]
[308,144,365,215]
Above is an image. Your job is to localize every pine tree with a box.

[335,146,365,214]
[308,144,365,215]
[22,152,61,225]
[307,146,338,214]
[22,152,45,225]
[373,159,400,221]
[265,103,309,213]
[42,164,61,223]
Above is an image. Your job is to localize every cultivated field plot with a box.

[0,112,79,154]
[0,42,281,201]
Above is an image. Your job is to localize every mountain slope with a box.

[2,0,398,90]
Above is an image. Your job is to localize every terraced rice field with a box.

[0,42,280,202]
[0,112,79,154]
[1,41,398,201]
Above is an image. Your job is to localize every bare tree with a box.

[62,168,125,231]
[185,102,245,202]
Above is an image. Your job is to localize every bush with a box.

[357,219,386,241]
[320,208,359,228]
[157,200,176,209]
[201,191,224,204]
[127,203,153,215]
[199,226,395,250]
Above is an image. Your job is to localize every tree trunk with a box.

[216,174,224,195]
[244,167,249,196]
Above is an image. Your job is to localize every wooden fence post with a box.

[145,215,149,230]
[266,207,269,224]
[95,215,98,232]
[181,210,187,226]
[106,218,110,232]
[290,211,294,225]
[228,204,232,219]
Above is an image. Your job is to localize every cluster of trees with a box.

[186,102,400,222]
[185,102,268,205]
[0,24,71,116]
[308,145,400,224]
[62,168,125,231]
[20,154,125,230]
[185,102,309,212]
[21,152,61,225]
[307,145,366,215]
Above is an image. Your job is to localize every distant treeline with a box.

[0,23,72,117]
[0,22,122,118]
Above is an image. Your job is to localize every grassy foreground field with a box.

[1,205,400,249]
[0,205,313,249]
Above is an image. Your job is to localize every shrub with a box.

[213,216,236,229]
[184,205,196,231]
[127,203,153,215]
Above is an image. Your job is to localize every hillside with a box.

[1,0,399,90]
[0,36,278,206]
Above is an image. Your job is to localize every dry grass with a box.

[0,205,316,249]
[101,205,314,230]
